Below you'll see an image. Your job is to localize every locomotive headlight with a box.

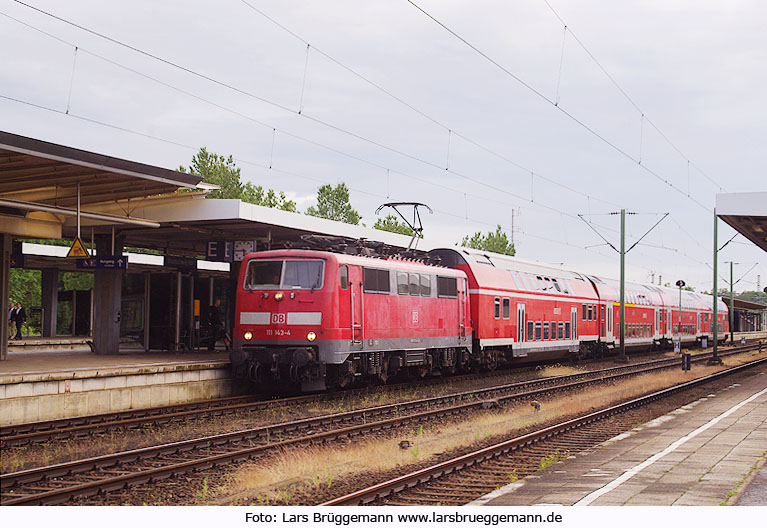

[274,292,284,301]
[306,331,317,341]
[243,331,253,341]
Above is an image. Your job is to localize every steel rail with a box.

[2,344,761,505]
[4,340,758,445]
[320,355,767,505]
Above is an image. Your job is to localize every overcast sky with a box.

[1,0,765,292]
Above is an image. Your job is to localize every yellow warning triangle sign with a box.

[67,237,90,258]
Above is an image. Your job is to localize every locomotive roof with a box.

[244,249,466,276]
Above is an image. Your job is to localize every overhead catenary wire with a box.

[405,0,715,212]
[540,0,726,193]
[0,7,624,238]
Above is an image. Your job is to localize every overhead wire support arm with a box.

[578,214,618,253]
[626,213,669,253]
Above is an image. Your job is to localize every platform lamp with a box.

[675,280,685,353]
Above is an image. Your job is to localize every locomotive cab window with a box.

[363,268,390,294]
[244,259,324,290]
[437,276,457,298]
[339,265,349,290]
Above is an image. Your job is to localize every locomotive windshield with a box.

[244,259,324,290]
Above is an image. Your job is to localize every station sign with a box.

[76,256,129,270]
[233,240,256,262]
[206,241,233,262]
[165,255,197,271]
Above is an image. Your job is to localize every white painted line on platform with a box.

[574,384,767,506]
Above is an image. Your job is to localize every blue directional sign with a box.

[76,256,129,270]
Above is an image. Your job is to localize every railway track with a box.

[320,355,767,506]
[1,343,761,505]
[2,342,753,447]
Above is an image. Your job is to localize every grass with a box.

[212,347,767,504]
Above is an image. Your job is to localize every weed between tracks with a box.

[215,348,767,505]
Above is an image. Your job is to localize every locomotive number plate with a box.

[266,329,292,336]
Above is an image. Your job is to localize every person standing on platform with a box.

[8,302,15,337]
[208,298,231,351]
[13,302,26,340]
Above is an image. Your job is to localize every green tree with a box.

[179,148,296,211]
[242,183,296,212]
[373,215,414,236]
[306,183,360,225]
[460,225,515,256]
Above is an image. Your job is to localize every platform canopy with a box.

[716,192,767,253]
[84,198,417,257]
[0,130,206,239]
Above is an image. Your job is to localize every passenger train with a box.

[229,246,728,391]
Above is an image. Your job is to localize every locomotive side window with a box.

[397,272,409,295]
[340,265,349,290]
[363,268,390,294]
[420,275,431,296]
[502,298,510,319]
[437,276,457,298]
[409,273,420,296]
[527,321,534,341]
[494,297,501,319]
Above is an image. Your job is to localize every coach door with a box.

[654,307,659,338]
[349,266,363,348]
[667,308,672,335]
[517,303,525,342]
[458,278,467,338]
[606,305,613,340]
[571,306,577,340]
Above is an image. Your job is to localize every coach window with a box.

[565,322,571,339]
[544,277,553,292]
[582,304,587,320]
[550,321,556,339]
[528,274,539,290]
[340,265,349,289]
[543,322,550,340]
[527,321,534,341]
[552,279,562,293]
[537,276,547,290]
[397,272,409,295]
[494,297,501,319]
[420,275,431,296]
[502,298,510,319]
[558,322,564,339]
[535,322,542,340]
[437,276,458,298]
[587,305,593,321]
[409,273,420,296]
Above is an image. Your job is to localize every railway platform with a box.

[475,367,767,506]
[0,347,241,426]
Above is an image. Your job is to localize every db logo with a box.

[271,313,286,324]
[412,311,419,324]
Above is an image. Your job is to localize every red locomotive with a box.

[229,246,729,391]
